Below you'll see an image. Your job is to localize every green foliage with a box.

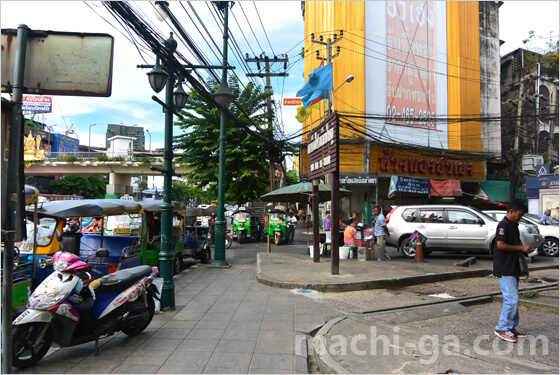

[520,290,541,299]
[96,154,109,162]
[109,156,125,162]
[48,176,108,199]
[139,157,155,165]
[173,76,272,206]
[171,181,213,204]
[522,30,559,70]
[286,170,299,186]
[56,155,80,163]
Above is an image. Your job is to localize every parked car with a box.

[484,210,558,257]
[385,205,542,258]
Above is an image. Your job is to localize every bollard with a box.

[415,242,424,262]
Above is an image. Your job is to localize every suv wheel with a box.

[541,238,559,257]
[399,239,415,258]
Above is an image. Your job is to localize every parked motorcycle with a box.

[207,229,233,249]
[11,247,159,368]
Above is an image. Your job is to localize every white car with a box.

[385,205,543,258]
[484,210,558,257]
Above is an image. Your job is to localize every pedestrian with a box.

[302,209,306,224]
[540,209,553,225]
[287,212,297,244]
[373,206,391,261]
[322,211,331,231]
[344,218,358,258]
[493,199,533,343]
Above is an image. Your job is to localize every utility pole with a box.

[311,31,343,115]
[510,78,525,202]
[246,54,289,192]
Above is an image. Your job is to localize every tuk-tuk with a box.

[181,207,212,263]
[232,207,261,244]
[264,205,288,245]
[107,200,187,275]
[2,185,37,317]
[16,199,144,285]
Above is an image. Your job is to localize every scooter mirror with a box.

[96,248,109,258]
[55,229,62,242]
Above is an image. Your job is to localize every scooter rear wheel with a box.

[121,296,155,336]
[12,322,53,369]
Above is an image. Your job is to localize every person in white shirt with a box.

[287,212,297,244]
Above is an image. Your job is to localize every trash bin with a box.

[339,246,350,259]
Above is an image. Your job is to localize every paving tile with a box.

[41,348,92,363]
[231,313,264,322]
[202,367,248,374]
[260,320,294,331]
[99,337,148,352]
[262,313,295,322]
[153,310,178,321]
[79,349,132,364]
[11,361,75,374]
[250,353,293,370]
[199,312,234,321]
[227,319,262,331]
[65,362,119,374]
[221,329,260,341]
[111,364,161,374]
[157,365,203,374]
[255,340,294,355]
[248,369,289,374]
[258,330,295,342]
[173,311,208,320]
[151,328,191,339]
[195,319,231,330]
[164,351,212,367]
[176,339,220,353]
[206,352,253,369]
[147,320,167,329]
[214,339,256,353]
[161,319,198,329]
[122,350,172,365]
[137,338,182,352]
[187,328,225,340]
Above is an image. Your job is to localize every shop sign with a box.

[526,176,559,190]
[536,164,551,176]
[388,176,430,198]
[430,179,462,197]
[22,95,52,113]
[339,174,377,186]
[307,112,339,179]
[371,146,485,181]
[283,98,302,106]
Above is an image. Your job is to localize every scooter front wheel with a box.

[225,236,232,249]
[12,322,53,369]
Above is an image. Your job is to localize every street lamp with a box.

[142,32,189,310]
[211,1,233,268]
[334,75,354,93]
[88,123,97,156]
[145,129,152,154]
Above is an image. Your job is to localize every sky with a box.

[1,1,559,153]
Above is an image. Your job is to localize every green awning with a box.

[480,180,525,203]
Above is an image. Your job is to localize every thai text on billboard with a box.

[386,1,437,130]
[22,95,52,113]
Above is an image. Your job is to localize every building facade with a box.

[106,124,145,150]
[299,1,502,216]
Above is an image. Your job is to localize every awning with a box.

[430,179,463,197]
[479,180,525,203]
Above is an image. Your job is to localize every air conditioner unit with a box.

[521,154,544,172]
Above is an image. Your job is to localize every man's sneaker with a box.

[513,330,528,338]
[494,329,517,342]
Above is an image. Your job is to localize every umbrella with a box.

[259,182,353,203]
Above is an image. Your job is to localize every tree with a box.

[173,76,272,206]
[48,176,108,199]
[522,30,559,70]
[286,170,299,186]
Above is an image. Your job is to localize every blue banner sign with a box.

[51,133,79,157]
[388,176,430,198]
[536,164,551,176]
[526,175,559,191]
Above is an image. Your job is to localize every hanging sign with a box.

[307,112,339,180]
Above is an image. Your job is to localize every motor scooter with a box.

[207,229,232,249]
[11,244,160,369]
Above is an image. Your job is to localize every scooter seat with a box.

[94,265,153,294]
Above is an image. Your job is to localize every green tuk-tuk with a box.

[232,207,261,244]
[264,205,288,245]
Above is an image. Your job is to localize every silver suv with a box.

[386,205,542,258]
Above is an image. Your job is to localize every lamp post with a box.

[143,32,189,310]
[211,1,234,268]
[145,129,152,154]
[88,123,97,157]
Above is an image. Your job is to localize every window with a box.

[419,209,444,223]
[402,208,418,222]
[447,210,479,224]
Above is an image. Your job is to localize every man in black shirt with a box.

[493,199,533,343]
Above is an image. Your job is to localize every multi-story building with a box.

[106,124,145,150]
[299,1,502,216]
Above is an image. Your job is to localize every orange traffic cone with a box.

[415,242,424,262]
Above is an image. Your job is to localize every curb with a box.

[313,316,348,374]
[256,260,559,293]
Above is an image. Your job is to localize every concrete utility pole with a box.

[245,54,289,192]
[311,31,343,115]
[510,78,525,202]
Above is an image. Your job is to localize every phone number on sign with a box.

[387,105,436,129]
